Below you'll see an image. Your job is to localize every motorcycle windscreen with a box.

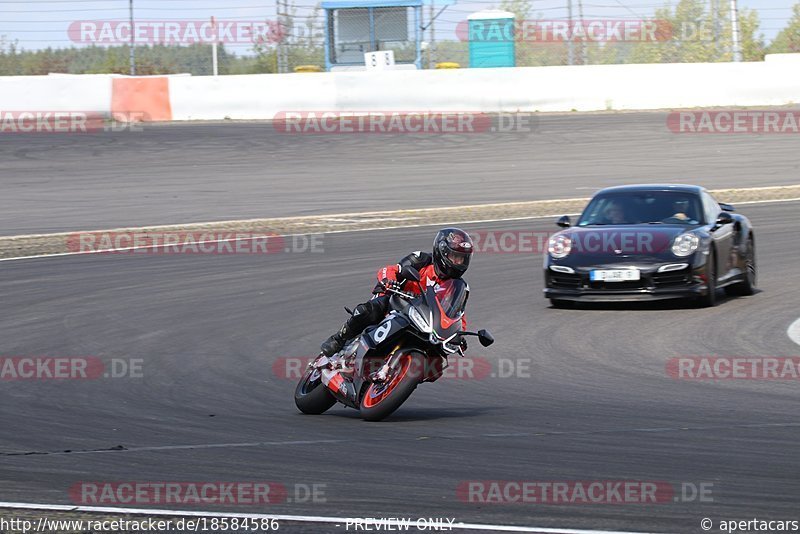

[435,278,469,319]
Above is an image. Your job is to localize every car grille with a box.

[549,267,692,291]
[588,280,647,290]
[652,269,691,287]
[549,273,581,288]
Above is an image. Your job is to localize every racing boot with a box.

[320,324,348,357]
[319,305,374,357]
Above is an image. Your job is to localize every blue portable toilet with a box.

[467,10,515,68]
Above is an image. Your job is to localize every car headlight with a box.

[671,233,700,257]
[548,235,572,259]
[408,306,432,333]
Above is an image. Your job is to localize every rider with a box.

[320,228,474,357]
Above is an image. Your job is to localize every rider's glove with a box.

[459,337,468,353]
[381,278,403,292]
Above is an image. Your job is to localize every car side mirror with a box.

[719,202,735,212]
[556,215,571,228]
[714,211,733,228]
[400,266,421,282]
[477,329,495,347]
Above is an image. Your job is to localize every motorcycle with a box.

[294,266,495,421]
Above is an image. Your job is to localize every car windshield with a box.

[434,278,469,318]
[577,191,704,226]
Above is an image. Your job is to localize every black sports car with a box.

[543,184,757,307]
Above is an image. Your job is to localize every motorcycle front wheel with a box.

[359,350,424,422]
[294,357,337,414]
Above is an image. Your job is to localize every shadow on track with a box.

[548,289,762,312]
[315,406,503,422]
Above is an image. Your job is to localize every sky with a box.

[0,0,796,55]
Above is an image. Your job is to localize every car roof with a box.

[593,184,705,195]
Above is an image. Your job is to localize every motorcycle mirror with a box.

[477,329,495,347]
[400,266,421,282]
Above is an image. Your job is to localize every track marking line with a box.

[320,217,423,224]
[0,196,797,264]
[789,318,800,347]
[0,212,581,263]
[0,502,661,534]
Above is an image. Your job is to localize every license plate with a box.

[590,269,640,282]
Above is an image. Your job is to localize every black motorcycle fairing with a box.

[361,313,411,349]
[301,275,490,420]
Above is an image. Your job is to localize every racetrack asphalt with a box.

[1,200,799,533]
[2,112,800,236]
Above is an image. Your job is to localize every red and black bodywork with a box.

[543,184,757,307]
[295,268,494,421]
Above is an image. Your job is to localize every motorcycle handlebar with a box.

[382,285,417,300]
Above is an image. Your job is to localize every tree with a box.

[0,43,264,76]
[495,0,571,66]
[768,2,800,54]
[498,0,530,22]
[626,0,764,64]
[738,8,765,61]
[253,1,324,72]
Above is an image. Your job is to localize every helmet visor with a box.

[444,247,471,267]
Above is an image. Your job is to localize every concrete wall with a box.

[1,55,798,121]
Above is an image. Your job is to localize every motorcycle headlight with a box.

[548,235,572,259]
[408,306,432,333]
[671,233,700,257]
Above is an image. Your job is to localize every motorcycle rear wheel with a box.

[359,351,424,422]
